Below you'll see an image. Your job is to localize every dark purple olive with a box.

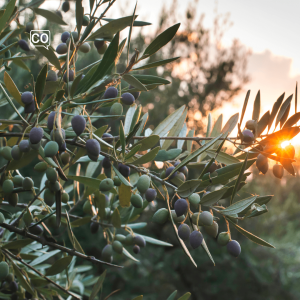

[86,139,100,161]
[227,240,241,257]
[241,129,254,144]
[102,157,111,169]
[174,198,188,217]
[63,69,74,82]
[28,223,43,235]
[118,163,130,177]
[189,230,203,249]
[133,235,146,247]
[103,87,118,99]
[56,43,67,54]
[178,224,191,241]
[102,133,113,144]
[21,91,34,105]
[29,127,43,144]
[133,245,140,254]
[128,85,141,100]
[71,115,86,136]
[19,140,30,152]
[90,222,99,234]
[59,142,67,152]
[166,166,177,179]
[145,188,157,202]
[24,101,36,114]
[18,39,30,51]
[121,92,135,105]
[62,1,69,12]
[94,39,105,49]
[61,31,70,43]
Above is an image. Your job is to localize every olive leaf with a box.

[35,64,48,104]
[32,8,68,25]
[252,90,261,121]
[3,71,22,106]
[45,256,73,276]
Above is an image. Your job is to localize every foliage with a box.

[0,0,298,299]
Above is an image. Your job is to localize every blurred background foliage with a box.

[1,1,299,299]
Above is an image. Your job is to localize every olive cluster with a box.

[152,195,241,258]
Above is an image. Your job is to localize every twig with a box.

[0,222,122,268]
[2,248,81,300]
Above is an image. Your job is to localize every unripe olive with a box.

[5,273,14,283]
[44,189,55,206]
[86,139,100,161]
[121,92,135,105]
[22,177,34,190]
[1,146,12,160]
[90,222,99,234]
[241,129,255,144]
[3,180,14,194]
[110,102,123,115]
[18,39,30,51]
[178,224,191,241]
[83,200,92,215]
[50,129,65,146]
[118,163,130,177]
[60,152,70,165]
[175,172,186,182]
[130,194,143,208]
[47,214,58,228]
[44,141,59,157]
[191,212,204,226]
[0,262,9,280]
[103,87,118,99]
[56,43,68,55]
[46,70,58,82]
[49,181,61,193]
[174,198,188,217]
[113,176,121,186]
[61,192,69,203]
[199,211,213,226]
[133,235,146,247]
[124,234,134,245]
[82,15,89,26]
[137,175,151,194]
[47,111,61,131]
[115,234,126,243]
[189,230,203,249]
[145,188,157,202]
[61,31,70,43]
[28,223,43,235]
[24,101,36,114]
[170,210,185,223]
[19,140,30,152]
[79,43,91,53]
[133,245,140,254]
[7,193,18,207]
[204,221,218,238]
[12,176,23,187]
[71,31,79,43]
[227,240,241,257]
[101,244,113,263]
[165,166,177,179]
[62,1,70,12]
[245,120,257,131]
[112,240,123,254]
[34,162,48,172]
[256,154,268,174]
[0,212,5,224]
[188,193,200,208]
[273,164,284,179]
[206,162,218,174]
[46,168,58,183]
[29,127,43,144]
[25,22,34,33]
[152,208,169,225]
[23,211,33,227]
[99,178,114,192]
[217,232,230,246]
[63,69,74,82]
[128,85,141,100]
[71,115,86,136]
[21,91,34,105]
[29,140,40,150]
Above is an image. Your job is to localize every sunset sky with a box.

[39,0,300,143]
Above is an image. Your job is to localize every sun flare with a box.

[281,141,290,148]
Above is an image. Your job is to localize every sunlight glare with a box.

[281,141,290,148]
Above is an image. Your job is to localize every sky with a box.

[39,0,300,142]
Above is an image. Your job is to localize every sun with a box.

[281,141,290,148]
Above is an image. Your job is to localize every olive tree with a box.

[0,0,298,299]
